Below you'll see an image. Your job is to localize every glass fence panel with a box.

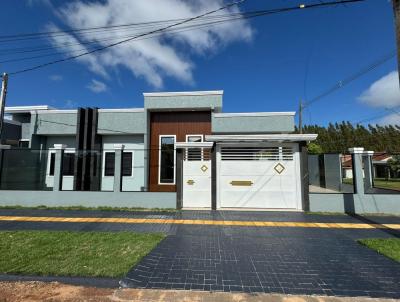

[0,148,51,190]
[365,153,400,194]
[58,149,147,192]
[308,153,354,193]
[121,149,146,192]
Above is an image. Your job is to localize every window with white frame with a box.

[102,151,134,177]
[47,149,75,176]
[159,135,175,184]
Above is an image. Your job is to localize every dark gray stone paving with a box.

[1,209,400,297]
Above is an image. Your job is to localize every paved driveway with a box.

[0,209,399,298]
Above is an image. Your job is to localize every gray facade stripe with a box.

[299,142,310,211]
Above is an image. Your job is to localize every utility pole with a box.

[0,73,9,144]
[394,0,400,83]
[298,100,303,134]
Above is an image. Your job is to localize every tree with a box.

[388,155,400,175]
[308,142,323,154]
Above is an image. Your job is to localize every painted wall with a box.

[309,193,400,215]
[0,191,176,209]
[145,94,222,111]
[212,113,294,133]
[97,111,145,135]
[101,135,145,192]
[31,112,77,136]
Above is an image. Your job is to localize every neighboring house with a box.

[2,91,317,210]
[342,153,397,179]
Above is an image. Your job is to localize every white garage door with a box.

[218,144,301,209]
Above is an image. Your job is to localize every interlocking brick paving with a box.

[0,209,399,298]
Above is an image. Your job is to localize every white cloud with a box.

[46,0,253,88]
[378,112,399,126]
[87,79,108,93]
[359,71,400,108]
[49,74,63,81]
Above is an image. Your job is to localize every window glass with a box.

[160,136,175,184]
[18,140,29,148]
[49,153,55,176]
[62,153,75,176]
[122,152,133,177]
[104,152,115,176]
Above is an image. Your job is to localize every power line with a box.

[303,51,396,108]
[6,0,247,76]
[1,0,365,77]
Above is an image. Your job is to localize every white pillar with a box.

[53,144,67,192]
[113,144,124,193]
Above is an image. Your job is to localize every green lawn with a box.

[358,238,400,263]
[373,178,400,191]
[0,231,165,278]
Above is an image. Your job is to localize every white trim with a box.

[205,134,318,142]
[158,135,176,185]
[185,134,203,142]
[5,105,55,113]
[98,108,144,113]
[144,90,223,97]
[175,142,214,149]
[213,112,296,118]
[32,109,77,114]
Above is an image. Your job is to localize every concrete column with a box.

[113,144,124,193]
[349,147,365,195]
[53,144,66,192]
[363,151,374,192]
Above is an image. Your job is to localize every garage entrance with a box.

[217,143,302,210]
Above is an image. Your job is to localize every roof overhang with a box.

[205,134,318,142]
[143,90,223,97]
[175,142,214,149]
[5,105,55,114]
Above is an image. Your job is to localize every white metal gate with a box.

[218,144,301,209]
[182,148,212,208]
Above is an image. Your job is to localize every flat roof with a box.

[214,112,296,118]
[5,105,56,113]
[205,134,318,142]
[143,90,223,97]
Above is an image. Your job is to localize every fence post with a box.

[348,147,365,195]
[363,151,374,192]
[53,144,66,192]
[113,144,124,193]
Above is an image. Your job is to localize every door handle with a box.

[187,179,195,185]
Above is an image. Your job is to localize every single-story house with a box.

[1,90,318,210]
[342,153,397,179]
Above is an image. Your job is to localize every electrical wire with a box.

[0,0,365,77]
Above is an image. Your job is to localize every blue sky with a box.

[0,0,398,126]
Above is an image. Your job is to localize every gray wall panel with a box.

[145,95,222,111]
[97,112,145,134]
[212,114,294,133]
[0,191,176,209]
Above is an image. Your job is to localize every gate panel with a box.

[218,144,300,209]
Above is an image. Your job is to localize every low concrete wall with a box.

[0,191,177,209]
[309,193,400,214]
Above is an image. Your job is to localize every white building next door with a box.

[182,149,212,208]
[217,143,302,210]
